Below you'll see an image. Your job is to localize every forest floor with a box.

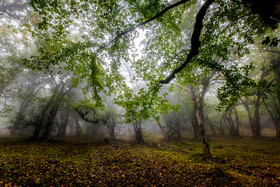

[0,136,279,186]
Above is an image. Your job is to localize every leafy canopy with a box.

[19,0,279,120]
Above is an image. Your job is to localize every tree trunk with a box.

[153,115,172,141]
[205,117,216,135]
[253,93,262,137]
[133,119,143,143]
[10,110,25,136]
[109,125,116,140]
[31,102,50,140]
[273,58,280,138]
[188,84,211,154]
[197,109,211,154]
[107,118,116,140]
[191,112,200,140]
[233,106,240,136]
[272,59,280,104]
[41,106,59,140]
[175,119,182,138]
[218,118,226,134]
[11,87,40,136]
[243,96,261,138]
[263,97,280,138]
[224,106,240,136]
[57,111,69,137]
[163,114,180,140]
[226,108,235,135]
[242,67,268,138]
[74,117,82,137]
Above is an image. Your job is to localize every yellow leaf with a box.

[36,178,40,184]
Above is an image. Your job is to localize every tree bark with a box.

[31,101,50,140]
[262,97,280,138]
[57,111,69,137]
[31,80,71,140]
[205,117,216,135]
[253,93,262,137]
[153,115,170,141]
[41,106,59,140]
[223,106,240,136]
[133,119,144,143]
[74,117,82,136]
[107,118,116,140]
[191,112,200,140]
[243,96,261,138]
[188,84,211,154]
[271,58,280,138]
[233,106,240,136]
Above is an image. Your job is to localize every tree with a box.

[261,46,280,138]
[187,70,215,140]
[220,105,240,136]
[102,107,120,141]
[56,109,70,137]
[17,0,280,151]
[187,83,211,153]
[30,77,72,140]
[73,115,82,137]
[10,71,47,136]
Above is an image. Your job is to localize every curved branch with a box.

[91,0,191,64]
[159,0,215,84]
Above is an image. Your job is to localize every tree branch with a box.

[266,49,280,55]
[231,0,251,9]
[91,0,191,64]
[159,0,215,84]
